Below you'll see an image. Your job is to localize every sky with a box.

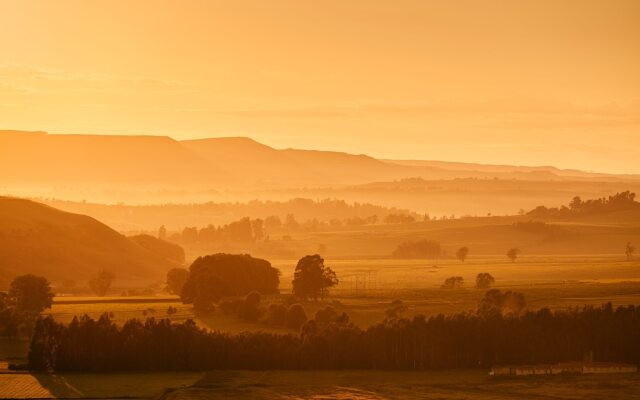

[1,0,639,173]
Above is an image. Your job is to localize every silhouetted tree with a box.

[441,276,464,289]
[158,225,167,240]
[456,246,469,262]
[166,268,189,295]
[626,242,635,261]
[506,247,520,262]
[291,255,338,300]
[89,270,115,297]
[285,303,307,330]
[385,299,407,320]
[475,273,495,289]
[181,253,280,310]
[478,289,526,317]
[8,275,53,313]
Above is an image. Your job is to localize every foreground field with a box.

[162,370,640,400]
[2,370,639,399]
[0,372,202,399]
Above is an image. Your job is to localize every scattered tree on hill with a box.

[392,240,442,259]
[506,247,520,262]
[528,191,638,218]
[158,225,167,240]
[8,275,53,313]
[456,246,469,262]
[475,273,495,289]
[181,253,280,311]
[441,276,464,289]
[292,255,338,300]
[626,242,635,261]
[89,270,115,297]
[166,268,189,295]
[477,289,526,317]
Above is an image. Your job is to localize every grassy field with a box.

[161,370,640,400]
[40,255,640,332]
[0,372,203,399]
[2,370,638,399]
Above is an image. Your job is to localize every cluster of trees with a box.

[218,292,310,330]
[392,240,442,259]
[175,217,266,244]
[170,253,339,310]
[0,275,53,336]
[29,302,640,371]
[180,254,280,310]
[528,191,639,218]
[440,273,495,290]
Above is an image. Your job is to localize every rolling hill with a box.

[3,130,639,204]
[0,197,182,289]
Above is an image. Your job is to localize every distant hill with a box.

[0,197,180,288]
[3,130,639,205]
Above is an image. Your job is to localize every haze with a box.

[1,0,639,173]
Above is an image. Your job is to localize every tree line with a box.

[28,302,640,371]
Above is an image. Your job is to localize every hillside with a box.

[3,130,640,205]
[0,197,180,288]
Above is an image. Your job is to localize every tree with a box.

[475,273,495,289]
[441,276,464,289]
[285,303,307,330]
[181,253,280,311]
[158,225,167,240]
[166,268,189,295]
[291,255,338,300]
[477,289,526,317]
[506,247,520,262]
[626,242,635,260]
[385,299,407,320]
[8,275,53,313]
[456,246,469,262]
[89,270,115,297]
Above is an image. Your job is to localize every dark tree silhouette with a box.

[291,255,338,300]
[478,289,526,317]
[29,302,640,372]
[89,269,115,297]
[506,247,520,262]
[181,253,280,310]
[475,273,495,289]
[285,303,307,330]
[385,299,407,320]
[166,268,189,295]
[626,242,635,261]
[8,275,53,313]
[441,276,464,289]
[456,246,469,262]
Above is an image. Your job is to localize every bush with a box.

[285,304,307,330]
[441,276,464,289]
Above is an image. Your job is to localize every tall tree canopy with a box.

[9,274,53,313]
[181,253,280,310]
[292,255,338,300]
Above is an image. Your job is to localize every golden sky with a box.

[1,0,639,173]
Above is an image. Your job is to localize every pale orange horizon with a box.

[1,0,639,173]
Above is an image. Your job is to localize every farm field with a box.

[0,372,203,399]
[39,255,640,332]
[2,370,639,399]
[162,370,640,400]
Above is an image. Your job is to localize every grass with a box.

[161,370,640,400]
